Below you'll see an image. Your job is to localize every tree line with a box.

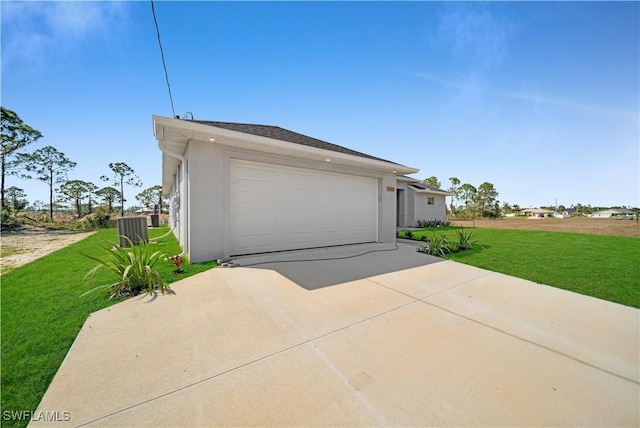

[422,176,500,218]
[1,106,166,222]
[422,176,636,217]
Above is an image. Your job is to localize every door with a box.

[229,159,378,255]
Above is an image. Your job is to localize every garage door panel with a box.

[316,175,344,190]
[230,210,277,233]
[280,212,316,232]
[281,170,316,186]
[348,211,376,228]
[349,228,377,241]
[317,188,347,206]
[318,212,348,230]
[233,190,275,206]
[235,233,281,250]
[229,160,377,255]
[349,192,375,208]
[233,164,278,183]
[319,231,348,245]
[282,232,317,246]
[281,189,316,208]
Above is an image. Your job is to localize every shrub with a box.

[1,205,21,230]
[456,228,477,251]
[404,230,414,239]
[416,218,449,228]
[82,207,115,230]
[82,237,170,299]
[416,233,450,257]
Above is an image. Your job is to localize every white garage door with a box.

[229,159,378,255]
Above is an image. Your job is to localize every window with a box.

[427,197,435,205]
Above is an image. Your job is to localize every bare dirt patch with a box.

[450,217,639,237]
[1,229,95,274]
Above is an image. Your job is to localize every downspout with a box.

[157,141,188,257]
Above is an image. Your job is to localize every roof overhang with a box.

[408,184,451,196]
[153,115,419,193]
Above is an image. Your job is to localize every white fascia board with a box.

[153,115,419,175]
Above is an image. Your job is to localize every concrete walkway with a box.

[32,248,639,427]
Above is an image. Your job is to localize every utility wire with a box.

[150,0,176,118]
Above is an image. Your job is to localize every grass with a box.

[0,227,216,427]
[399,227,640,308]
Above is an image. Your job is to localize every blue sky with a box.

[2,1,638,209]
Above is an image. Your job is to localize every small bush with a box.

[456,228,477,250]
[1,206,21,230]
[416,218,449,228]
[82,237,170,299]
[404,230,414,239]
[82,207,115,230]
[416,233,450,256]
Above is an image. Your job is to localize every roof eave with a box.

[153,115,419,182]
[408,184,451,196]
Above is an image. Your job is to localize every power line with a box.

[150,0,176,118]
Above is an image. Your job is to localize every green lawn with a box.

[399,227,640,308]
[0,227,216,428]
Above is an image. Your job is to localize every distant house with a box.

[523,208,553,218]
[395,176,450,227]
[589,208,635,218]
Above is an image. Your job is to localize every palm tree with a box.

[448,177,460,216]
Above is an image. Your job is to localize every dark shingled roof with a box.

[191,120,392,163]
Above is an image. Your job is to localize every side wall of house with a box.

[167,161,188,252]
[395,182,407,227]
[185,141,225,263]
[168,165,181,243]
[379,173,398,244]
[414,193,447,223]
[407,187,416,226]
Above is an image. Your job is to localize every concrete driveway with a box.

[32,244,639,427]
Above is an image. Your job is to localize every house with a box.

[396,176,450,227]
[522,208,553,218]
[589,208,635,218]
[153,115,434,262]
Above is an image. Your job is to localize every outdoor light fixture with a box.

[208,138,215,142]
[326,158,331,162]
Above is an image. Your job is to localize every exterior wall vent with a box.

[116,216,149,247]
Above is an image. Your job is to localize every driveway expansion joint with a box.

[368,272,638,386]
[78,298,421,426]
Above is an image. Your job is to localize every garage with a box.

[155,116,417,262]
[229,159,378,255]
